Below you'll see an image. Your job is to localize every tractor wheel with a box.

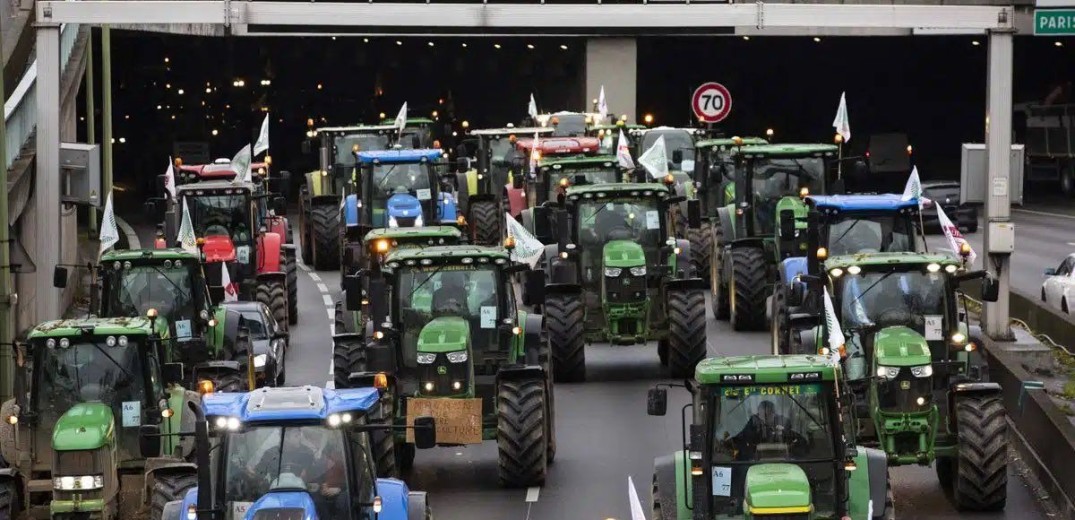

[150,471,198,520]
[214,372,246,393]
[0,479,16,519]
[770,283,790,355]
[544,294,585,383]
[730,247,768,331]
[256,279,289,332]
[285,249,298,325]
[333,299,360,334]
[299,188,313,264]
[332,337,366,390]
[651,474,665,520]
[371,398,399,479]
[497,377,548,488]
[688,221,713,284]
[310,204,341,271]
[951,393,1008,511]
[0,400,16,467]
[666,290,707,379]
[469,199,500,246]
[711,218,730,321]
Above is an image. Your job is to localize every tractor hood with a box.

[52,402,115,452]
[603,240,646,268]
[874,326,933,367]
[387,193,423,225]
[245,489,320,520]
[775,196,809,230]
[744,463,812,515]
[418,316,470,354]
[201,234,237,262]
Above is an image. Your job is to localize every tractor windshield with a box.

[642,132,695,174]
[836,268,947,332]
[222,425,358,520]
[750,158,824,235]
[102,264,196,341]
[551,115,587,136]
[34,338,153,462]
[709,383,837,518]
[186,193,253,245]
[546,165,620,199]
[335,134,390,165]
[576,198,663,282]
[825,214,915,256]
[395,265,502,366]
[370,163,432,203]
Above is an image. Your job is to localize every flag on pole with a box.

[598,85,608,121]
[177,198,198,254]
[221,262,239,302]
[638,135,669,179]
[937,204,977,266]
[901,166,931,207]
[231,144,253,184]
[163,156,177,199]
[99,191,120,256]
[822,287,844,366]
[832,92,851,143]
[628,476,647,520]
[504,213,544,268]
[253,113,270,156]
[528,93,538,120]
[617,130,635,170]
[394,102,408,132]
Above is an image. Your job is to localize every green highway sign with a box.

[1035,9,1075,35]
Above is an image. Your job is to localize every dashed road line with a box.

[308,272,323,282]
[322,294,334,307]
[525,487,540,502]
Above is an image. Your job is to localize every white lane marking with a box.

[308,272,323,282]
[525,486,540,502]
[316,283,329,294]
[298,263,311,272]
[322,294,334,307]
[1013,208,1075,220]
[115,216,140,249]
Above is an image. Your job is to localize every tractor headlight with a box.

[54,475,103,490]
[254,354,267,368]
[416,353,436,364]
[951,332,966,345]
[423,382,435,392]
[875,366,900,380]
[446,351,468,363]
[214,416,241,430]
[910,365,933,378]
[629,266,647,276]
[604,267,622,277]
[388,216,399,228]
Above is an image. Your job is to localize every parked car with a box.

[921,180,978,233]
[1042,253,1075,314]
[220,300,288,386]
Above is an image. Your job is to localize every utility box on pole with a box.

[59,142,101,206]
[960,143,1024,205]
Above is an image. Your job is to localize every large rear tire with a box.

[688,221,713,284]
[544,294,585,383]
[497,378,548,488]
[711,211,730,320]
[332,337,366,390]
[371,397,398,479]
[214,371,246,393]
[730,247,768,331]
[285,249,298,325]
[0,399,16,467]
[770,283,790,355]
[666,290,707,378]
[0,479,17,520]
[299,187,313,264]
[150,471,198,520]
[469,199,500,246]
[951,393,1008,511]
[256,279,289,332]
[310,204,341,271]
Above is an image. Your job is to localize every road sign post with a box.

[692,82,732,124]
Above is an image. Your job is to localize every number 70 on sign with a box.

[692,82,733,124]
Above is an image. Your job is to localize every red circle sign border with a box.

[692,82,732,123]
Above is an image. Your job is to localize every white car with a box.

[1041,253,1075,313]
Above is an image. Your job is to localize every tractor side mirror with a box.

[522,269,545,306]
[273,197,287,216]
[672,150,683,164]
[368,277,389,326]
[342,274,363,311]
[647,387,668,416]
[686,199,702,229]
[162,362,185,385]
[779,209,796,238]
[413,416,437,449]
[532,206,552,243]
[980,276,1000,302]
[139,424,162,458]
[53,266,68,289]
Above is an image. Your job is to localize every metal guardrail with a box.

[3,13,79,172]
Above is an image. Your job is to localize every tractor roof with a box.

[695,355,836,384]
[807,194,919,213]
[202,386,380,423]
[516,136,601,154]
[732,144,839,158]
[363,225,462,243]
[101,248,200,262]
[380,117,435,126]
[384,245,511,266]
[177,179,255,193]
[317,124,398,134]
[591,123,646,131]
[696,137,769,148]
[469,127,552,136]
[540,155,618,168]
[565,182,671,199]
[356,149,444,164]
[825,251,960,270]
[630,126,704,136]
[28,317,158,338]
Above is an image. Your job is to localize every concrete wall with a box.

[585,39,637,123]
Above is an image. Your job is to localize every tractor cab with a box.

[630,126,705,180]
[352,226,464,275]
[536,155,625,207]
[171,181,258,289]
[462,126,552,193]
[379,117,439,149]
[352,148,462,233]
[587,122,646,154]
[647,354,893,520]
[534,111,607,136]
[694,136,769,215]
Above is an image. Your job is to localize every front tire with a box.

[150,471,198,520]
[497,378,548,487]
[469,199,500,245]
[256,278,289,332]
[730,247,768,331]
[951,393,1008,511]
[666,290,707,378]
[284,249,298,325]
[688,221,713,284]
[310,204,341,271]
[332,337,366,390]
[711,210,730,320]
[545,294,585,383]
[770,283,790,355]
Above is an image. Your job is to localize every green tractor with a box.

[805,251,1007,511]
[0,316,206,519]
[646,354,895,520]
[379,116,440,149]
[519,155,628,236]
[522,181,708,381]
[712,144,839,330]
[334,245,553,487]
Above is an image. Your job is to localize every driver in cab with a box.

[727,400,799,460]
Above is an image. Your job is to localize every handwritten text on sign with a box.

[406,397,483,445]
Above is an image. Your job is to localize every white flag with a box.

[598,85,608,121]
[901,166,932,208]
[221,262,239,302]
[231,144,253,184]
[394,102,408,131]
[822,287,844,366]
[253,113,270,156]
[528,93,538,120]
[628,476,647,520]
[504,213,544,268]
[937,204,977,266]
[99,191,120,256]
[163,156,176,199]
[177,198,198,254]
[617,130,635,170]
[638,135,669,179]
[832,92,851,143]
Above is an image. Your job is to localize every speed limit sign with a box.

[692,82,732,123]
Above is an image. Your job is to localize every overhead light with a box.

[462,42,468,48]
[156,105,162,110]
[317,83,323,90]
[396,40,403,46]
[205,87,211,93]
[742,36,750,40]
[177,89,184,95]
[212,129,219,136]
[163,57,169,63]
[972,40,980,46]
[494,43,501,49]
[332,36,337,40]
[428,41,434,47]
[1056,41,1064,47]
[363,37,369,43]
[171,115,176,120]
[527,43,534,49]
[118,137,126,143]
[560,44,568,50]
[125,114,130,120]
[165,83,171,89]
[261,79,271,86]
[813,37,821,42]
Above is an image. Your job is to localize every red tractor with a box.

[511,136,602,213]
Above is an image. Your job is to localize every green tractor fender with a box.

[515,311,546,366]
[455,171,471,214]
[653,451,691,520]
[495,364,546,387]
[946,381,1003,430]
[544,249,581,295]
[304,170,341,201]
[848,446,892,520]
[665,238,694,280]
[716,204,736,243]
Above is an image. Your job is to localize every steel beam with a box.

[984,28,1014,341]
[34,23,61,324]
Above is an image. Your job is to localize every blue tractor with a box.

[160,385,437,520]
[770,193,926,354]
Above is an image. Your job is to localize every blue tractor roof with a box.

[202,386,380,423]
[356,149,444,164]
[808,194,919,212]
